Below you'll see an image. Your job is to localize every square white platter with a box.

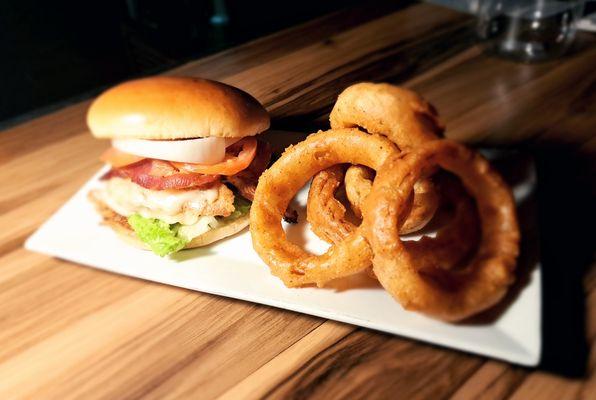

[25,133,541,366]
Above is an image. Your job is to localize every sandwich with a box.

[87,76,271,256]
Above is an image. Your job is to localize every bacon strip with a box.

[102,159,219,190]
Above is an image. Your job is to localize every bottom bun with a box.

[89,191,250,250]
[115,214,250,250]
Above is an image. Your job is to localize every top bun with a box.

[87,76,270,140]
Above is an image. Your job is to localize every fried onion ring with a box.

[344,165,439,234]
[406,174,480,273]
[363,176,479,281]
[362,140,519,321]
[307,83,443,243]
[250,129,398,287]
[307,165,418,243]
[306,164,353,244]
[343,165,373,220]
[329,82,444,147]
[308,169,481,277]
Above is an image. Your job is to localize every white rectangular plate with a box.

[25,140,541,366]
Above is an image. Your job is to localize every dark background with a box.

[3,0,594,129]
[0,0,361,129]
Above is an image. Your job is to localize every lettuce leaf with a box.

[127,214,188,257]
[127,197,251,257]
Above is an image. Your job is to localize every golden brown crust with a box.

[251,129,398,287]
[343,165,374,220]
[306,165,353,244]
[330,82,444,149]
[405,175,480,273]
[88,189,137,237]
[87,76,270,140]
[400,179,440,234]
[306,82,444,242]
[306,164,439,244]
[203,183,236,217]
[362,140,519,321]
[344,165,439,234]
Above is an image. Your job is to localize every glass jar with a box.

[477,0,586,62]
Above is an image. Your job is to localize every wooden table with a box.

[2,2,595,398]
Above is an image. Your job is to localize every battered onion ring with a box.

[308,169,480,276]
[250,129,398,287]
[307,165,417,243]
[329,82,444,148]
[343,165,373,219]
[332,83,443,233]
[344,165,439,234]
[307,83,443,243]
[406,174,480,273]
[362,140,519,321]
[364,176,479,281]
[306,165,353,245]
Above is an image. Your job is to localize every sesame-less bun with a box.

[115,214,250,250]
[87,76,270,140]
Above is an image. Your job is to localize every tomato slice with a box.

[100,147,145,168]
[171,137,257,176]
[225,140,272,201]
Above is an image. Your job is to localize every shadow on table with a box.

[462,149,540,326]
[532,145,593,378]
[437,146,591,377]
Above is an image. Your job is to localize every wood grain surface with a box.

[1,1,595,399]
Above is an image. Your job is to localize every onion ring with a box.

[343,165,373,220]
[344,165,439,234]
[307,83,443,243]
[308,169,481,278]
[329,82,444,148]
[250,129,399,287]
[406,174,481,273]
[306,165,353,244]
[362,140,519,321]
[307,165,416,244]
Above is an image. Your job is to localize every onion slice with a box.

[112,136,239,164]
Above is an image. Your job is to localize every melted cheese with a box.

[99,178,220,225]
